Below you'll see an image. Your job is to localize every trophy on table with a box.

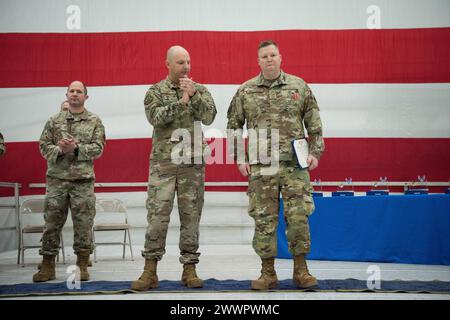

[367,176,389,196]
[332,178,354,197]
[405,175,429,195]
[312,179,323,197]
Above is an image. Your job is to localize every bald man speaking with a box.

[132,46,217,291]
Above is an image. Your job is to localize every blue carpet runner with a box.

[1,279,450,297]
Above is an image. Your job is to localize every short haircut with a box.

[258,40,279,51]
[67,82,88,95]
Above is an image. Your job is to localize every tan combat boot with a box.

[38,257,92,270]
[293,254,318,288]
[131,259,159,291]
[76,252,91,281]
[181,264,203,288]
[33,255,56,282]
[251,257,278,290]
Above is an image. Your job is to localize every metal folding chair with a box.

[92,198,134,262]
[19,198,65,266]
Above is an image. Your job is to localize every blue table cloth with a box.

[277,194,450,265]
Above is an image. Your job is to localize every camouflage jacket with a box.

[0,132,4,156]
[39,109,106,180]
[144,77,217,163]
[227,71,324,163]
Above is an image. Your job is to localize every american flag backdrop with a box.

[0,0,449,196]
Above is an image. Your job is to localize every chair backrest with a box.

[20,198,45,215]
[19,198,45,232]
[94,199,128,224]
[20,198,47,227]
[96,199,127,213]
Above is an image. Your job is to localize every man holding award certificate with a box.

[227,40,325,290]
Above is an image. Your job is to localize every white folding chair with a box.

[19,198,65,266]
[92,198,134,262]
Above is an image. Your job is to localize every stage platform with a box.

[1,244,449,300]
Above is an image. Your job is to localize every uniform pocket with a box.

[302,191,315,216]
[247,171,260,218]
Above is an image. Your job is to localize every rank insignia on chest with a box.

[291,91,300,100]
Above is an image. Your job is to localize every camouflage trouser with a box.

[248,161,315,259]
[40,177,96,256]
[142,160,205,264]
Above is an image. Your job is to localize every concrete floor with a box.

[1,244,449,300]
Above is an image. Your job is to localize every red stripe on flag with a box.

[0,138,449,196]
[1,28,450,87]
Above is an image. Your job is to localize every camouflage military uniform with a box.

[39,109,105,256]
[142,77,216,264]
[227,71,324,258]
[0,131,5,156]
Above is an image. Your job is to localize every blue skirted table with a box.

[276,194,450,265]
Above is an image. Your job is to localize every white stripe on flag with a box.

[1,83,449,142]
